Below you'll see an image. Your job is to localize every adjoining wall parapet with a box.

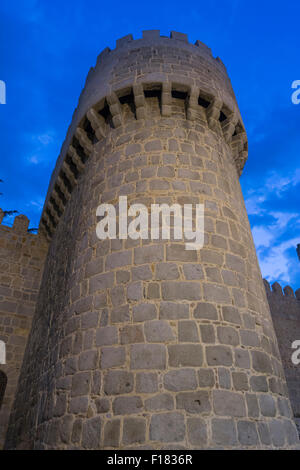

[264,279,300,424]
[0,211,48,449]
[264,279,300,315]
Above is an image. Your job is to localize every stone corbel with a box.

[133,84,146,120]
[187,86,199,121]
[106,92,123,128]
[86,108,106,139]
[161,82,172,117]
[75,128,93,155]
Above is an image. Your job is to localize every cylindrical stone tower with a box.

[5,30,299,449]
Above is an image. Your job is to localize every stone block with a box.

[187,418,207,446]
[237,421,259,446]
[101,347,125,368]
[160,302,189,319]
[145,393,174,411]
[104,419,120,447]
[164,369,197,391]
[178,321,199,342]
[136,372,158,394]
[144,320,175,342]
[123,418,146,445]
[213,390,246,417]
[104,370,133,395]
[130,344,166,369]
[150,413,185,442]
[113,396,143,415]
[206,345,233,366]
[168,344,203,367]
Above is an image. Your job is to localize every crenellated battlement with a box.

[263,279,300,303]
[92,30,221,69]
[263,279,300,423]
[40,31,248,241]
[0,209,47,238]
[0,209,29,234]
[0,209,49,448]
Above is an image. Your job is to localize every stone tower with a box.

[5,31,299,449]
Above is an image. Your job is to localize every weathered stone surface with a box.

[200,324,215,343]
[159,302,189,319]
[120,325,144,344]
[101,347,125,368]
[178,321,200,342]
[237,421,259,446]
[193,302,218,320]
[176,391,211,414]
[144,320,175,342]
[218,367,231,389]
[145,393,174,411]
[104,370,133,395]
[232,372,249,391]
[150,413,185,442]
[123,418,146,445]
[156,263,179,280]
[198,369,215,388]
[162,282,202,300]
[259,395,276,417]
[133,303,157,322]
[71,372,91,397]
[136,373,158,394]
[168,344,203,367]
[213,390,246,417]
[82,417,101,449]
[164,369,197,391]
[113,396,143,415]
[187,418,207,446]
[250,375,268,392]
[251,351,273,374]
[79,350,98,371]
[217,326,239,346]
[246,394,259,418]
[206,346,233,366]
[211,418,238,446]
[130,344,166,369]
[104,419,120,447]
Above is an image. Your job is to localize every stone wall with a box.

[0,211,48,448]
[264,280,300,432]
[4,31,299,449]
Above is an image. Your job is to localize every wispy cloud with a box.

[258,237,299,283]
[24,130,56,166]
[245,168,300,216]
[27,197,44,212]
[246,170,300,286]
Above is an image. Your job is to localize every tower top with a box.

[40,30,248,239]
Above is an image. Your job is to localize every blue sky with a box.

[0,0,299,290]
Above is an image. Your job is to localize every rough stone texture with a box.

[264,280,300,433]
[0,216,48,448]
[2,30,299,450]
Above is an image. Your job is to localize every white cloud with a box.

[245,168,300,217]
[246,170,300,285]
[257,237,299,283]
[252,226,273,248]
[27,198,44,212]
[24,130,56,165]
[265,168,300,197]
[37,133,54,145]
[269,211,298,229]
[245,195,266,215]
